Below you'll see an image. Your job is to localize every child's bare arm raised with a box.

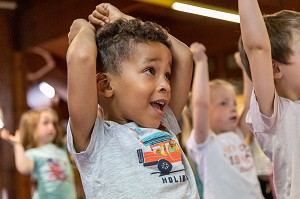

[168,35,193,119]
[190,42,210,144]
[238,0,275,117]
[1,128,34,174]
[67,4,137,152]
[67,18,98,152]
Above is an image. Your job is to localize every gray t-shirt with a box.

[67,107,199,199]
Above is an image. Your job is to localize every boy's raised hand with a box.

[88,3,133,28]
[68,19,94,44]
[1,128,21,146]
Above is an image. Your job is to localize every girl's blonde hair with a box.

[180,80,236,149]
[19,108,64,150]
[209,79,237,93]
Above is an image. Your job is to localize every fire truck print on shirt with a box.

[134,125,186,180]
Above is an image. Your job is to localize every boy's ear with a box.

[96,73,114,97]
[272,60,283,79]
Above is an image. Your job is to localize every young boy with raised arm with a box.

[186,42,263,199]
[66,3,199,198]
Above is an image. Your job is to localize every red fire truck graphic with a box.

[137,132,182,174]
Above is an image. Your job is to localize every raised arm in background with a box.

[190,42,210,144]
[1,128,34,174]
[234,52,253,138]
[238,0,275,117]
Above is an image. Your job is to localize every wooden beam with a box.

[0,8,31,199]
[17,0,98,49]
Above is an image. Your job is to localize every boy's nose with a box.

[158,79,171,93]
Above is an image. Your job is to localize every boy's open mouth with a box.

[150,101,166,111]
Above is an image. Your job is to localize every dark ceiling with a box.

[17,0,300,57]
[2,0,300,118]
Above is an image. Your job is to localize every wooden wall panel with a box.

[0,9,31,199]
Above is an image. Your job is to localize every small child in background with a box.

[186,42,264,199]
[66,3,199,199]
[0,108,77,199]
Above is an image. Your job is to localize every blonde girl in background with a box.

[0,108,77,199]
[186,42,263,199]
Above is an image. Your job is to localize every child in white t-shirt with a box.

[187,42,263,199]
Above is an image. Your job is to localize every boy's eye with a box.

[145,67,155,75]
[165,72,171,81]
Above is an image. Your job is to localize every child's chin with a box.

[141,121,161,129]
[149,124,161,129]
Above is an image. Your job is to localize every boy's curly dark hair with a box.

[96,18,171,74]
[238,10,300,81]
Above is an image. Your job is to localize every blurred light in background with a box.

[27,82,56,108]
[0,1,17,10]
[0,119,3,129]
[133,0,240,23]
[172,2,240,23]
[2,188,8,199]
[39,82,55,98]
[0,107,3,128]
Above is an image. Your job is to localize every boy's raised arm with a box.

[239,0,275,117]
[167,35,193,119]
[190,42,210,144]
[66,19,98,151]
[67,4,136,151]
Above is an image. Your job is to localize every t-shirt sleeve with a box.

[161,106,181,135]
[186,130,215,163]
[246,90,280,133]
[246,90,286,161]
[25,150,38,179]
[67,116,108,159]
[25,149,35,160]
